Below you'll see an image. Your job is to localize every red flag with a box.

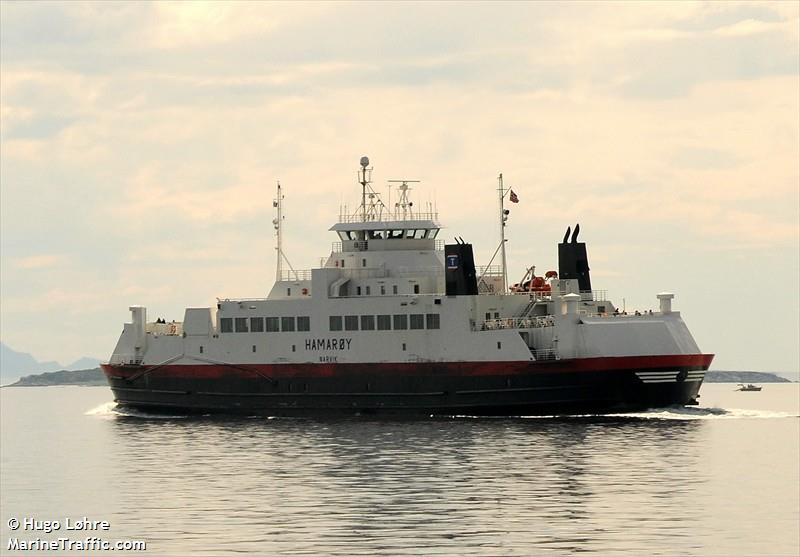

[509,190,519,203]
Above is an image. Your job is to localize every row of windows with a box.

[350,284,420,296]
[338,229,439,241]
[220,316,310,333]
[221,313,441,333]
[329,313,440,331]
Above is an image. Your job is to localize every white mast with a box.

[273,181,297,282]
[273,182,284,282]
[358,156,372,241]
[498,173,509,293]
[359,156,370,224]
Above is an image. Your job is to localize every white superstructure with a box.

[108,160,701,373]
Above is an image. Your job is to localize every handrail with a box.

[474,316,555,331]
[531,348,560,361]
[507,289,608,302]
[477,265,503,276]
[337,212,440,224]
[278,269,313,281]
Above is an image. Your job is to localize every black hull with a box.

[103,357,709,417]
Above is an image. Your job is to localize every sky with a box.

[1,1,798,372]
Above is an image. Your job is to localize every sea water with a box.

[1,383,798,556]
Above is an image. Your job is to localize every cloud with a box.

[11,254,67,270]
[712,18,795,38]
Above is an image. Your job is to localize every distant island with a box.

[1,342,103,385]
[2,367,795,387]
[6,368,107,387]
[704,370,792,384]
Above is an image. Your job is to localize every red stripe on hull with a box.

[102,354,714,381]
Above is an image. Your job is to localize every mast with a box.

[388,180,420,220]
[273,182,284,282]
[498,173,508,293]
[360,156,370,224]
[357,156,371,242]
[273,181,297,282]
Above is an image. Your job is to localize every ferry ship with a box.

[102,157,713,416]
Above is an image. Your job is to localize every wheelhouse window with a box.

[377,314,391,330]
[265,317,280,332]
[297,316,310,331]
[345,315,359,331]
[250,317,264,332]
[329,315,343,331]
[410,314,424,330]
[281,317,295,332]
[393,314,408,330]
[220,318,233,333]
[235,317,249,333]
[426,314,440,329]
[361,315,375,330]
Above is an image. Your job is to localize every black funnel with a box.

[445,242,478,296]
[558,224,592,292]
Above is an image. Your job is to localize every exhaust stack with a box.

[558,224,592,292]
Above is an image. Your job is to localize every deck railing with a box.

[278,269,313,281]
[531,348,560,361]
[477,265,503,276]
[508,289,608,302]
[337,212,440,224]
[473,316,555,331]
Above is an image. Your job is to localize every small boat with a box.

[736,383,762,392]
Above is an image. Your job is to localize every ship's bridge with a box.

[330,218,442,252]
[268,159,446,300]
